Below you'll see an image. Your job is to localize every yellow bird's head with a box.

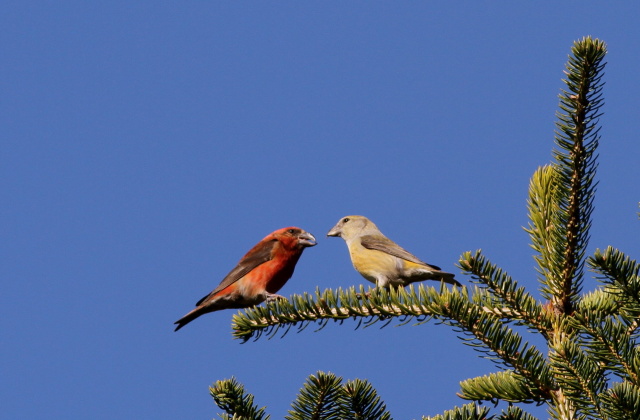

[327,215,381,242]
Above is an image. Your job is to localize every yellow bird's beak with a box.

[327,224,342,237]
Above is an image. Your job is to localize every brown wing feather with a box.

[195,240,276,306]
[360,235,442,270]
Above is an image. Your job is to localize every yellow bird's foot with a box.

[355,291,372,300]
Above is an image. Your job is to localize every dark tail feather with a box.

[174,306,206,332]
[440,272,462,287]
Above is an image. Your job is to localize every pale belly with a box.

[348,244,398,284]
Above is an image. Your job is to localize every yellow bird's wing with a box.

[359,235,442,270]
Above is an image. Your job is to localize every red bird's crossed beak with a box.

[298,231,317,247]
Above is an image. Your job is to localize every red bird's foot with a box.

[265,293,286,302]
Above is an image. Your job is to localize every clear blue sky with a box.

[3,2,639,419]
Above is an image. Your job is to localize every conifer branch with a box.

[589,247,640,333]
[458,370,548,404]
[212,372,392,420]
[341,379,392,420]
[286,372,345,420]
[589,247,640,306]
[551,36,606,314]
[232,285,554,398]
[231,285,436,342]
[525,165,563,302]
[578,288,625,316]
[600,382,640,420]
[571,313,640,385]
[548,334,607,418]
[497,406,541,420]
[459,250,550,336]
[421,403,490,420]
[210,377,270,420]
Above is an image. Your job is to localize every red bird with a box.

[174,227,317,331]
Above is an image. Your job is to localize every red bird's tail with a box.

[174,306,208,332]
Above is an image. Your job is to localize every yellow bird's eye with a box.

[343,218,350,223]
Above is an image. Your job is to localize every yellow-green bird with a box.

[327,215,461,288]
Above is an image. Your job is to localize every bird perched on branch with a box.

[174,227,317,331]
[327,215,460,289]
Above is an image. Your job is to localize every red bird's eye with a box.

[288,229,296,234]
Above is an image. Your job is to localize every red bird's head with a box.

[272,227,317,250]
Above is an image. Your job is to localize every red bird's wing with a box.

[195,239,276,306]
[359,235,442,270]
